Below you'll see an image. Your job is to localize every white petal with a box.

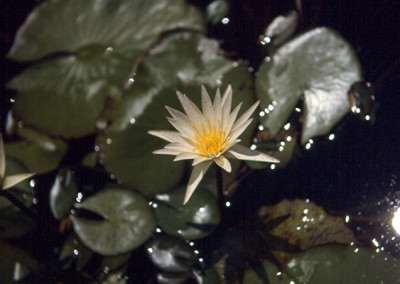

[167,117,194,139]
[221,85,232,106]
[214,155,232,172]
[165,142,193,152]
[176,91,206,126]
[153,148,181,155]
[201,85,213,120]
[174,152,199,161]
[183,161,213,204]
[0,134,5,181]
[231,101,259,131]
[224,102,242,134]
[2,173,35,190]
[148,130,183,143]
[226,144,280,163]
[212,88,222,124]
[192,155,211,166]
[221,86,232,133]
[228,118,253,142]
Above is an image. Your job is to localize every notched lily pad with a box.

[256,27,362,144]
[7,0,205,138]
[154,185,220,240]
[70,186,156,255]
[99,32,256,197]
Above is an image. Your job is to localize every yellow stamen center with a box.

[191,120,226,157]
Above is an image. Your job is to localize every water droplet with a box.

[17,121,24,128]
[283,123,290,130]
[9,98,15,103]
[221,17,230,24]
[95,119,108,130]
[270,164,276,170]
[328,134,335,140]
[94,145,100,152]
[106,138,112,145]
[29,180,35,188]
[73,249,79,256]
[232,62,239,67]
[225,201,231,207]
[258,125,264,131]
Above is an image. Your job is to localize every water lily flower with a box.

[0,134,35,190]
[149,85,279,204]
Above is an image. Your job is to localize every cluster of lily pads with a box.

[2,0,397,283]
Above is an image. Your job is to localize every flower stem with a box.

[216,167,224,221]
[0,190,38,221]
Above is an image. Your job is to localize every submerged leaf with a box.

[284,245,400,283]
[259,199,356,265]
[256,27,362,143]
[4,127,67,174]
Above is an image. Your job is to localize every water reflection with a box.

[391,208,400,234]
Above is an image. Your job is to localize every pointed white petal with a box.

[176,91,206,126]
[221,86,233,133]
[221,85,232,106]
[212,88,222,123]
[0,134,5,181]
[148,130,183,143]
[228,118,253,142]
[165,142,193,152]
[226,144,280,163]
[214,155,232,172]
[167,117,194,139]
[2,173,35,190]
[221,139,241,154]
[183,161,213,204]
[201,85,213,120]
[192,155,211,166]
[153,148,181,155]
[231,101,259,131]
[174,152,199,161]
[224,102,242,134]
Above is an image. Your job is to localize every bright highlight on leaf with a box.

[149,85,279,204]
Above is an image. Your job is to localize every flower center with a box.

[191,120,226,157]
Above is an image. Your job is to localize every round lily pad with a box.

[256,27,362,144]
[7,0,205,138]
[70,186,156,255]
[99,32,256,197]
[153,185,220,240]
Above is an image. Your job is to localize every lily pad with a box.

[146,235,197,273]
[256,27,362,144]
[284,245,400,283]
[49,169,78,220]
[4,127,67,174]
[154,185,220,240]
[70,186,156,255]
[7,0,205,138]
[99,32,256,197]
[259,199,356,265]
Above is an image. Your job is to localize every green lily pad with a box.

[4,127,67,174]
[146,235,197,273]
[49,168,78,220]
[256,27,362,144]
[7,0,205,138]
[98,32,256,197]
[284,244,400,283]
[154,185,220,240]
[70,186,156,255]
